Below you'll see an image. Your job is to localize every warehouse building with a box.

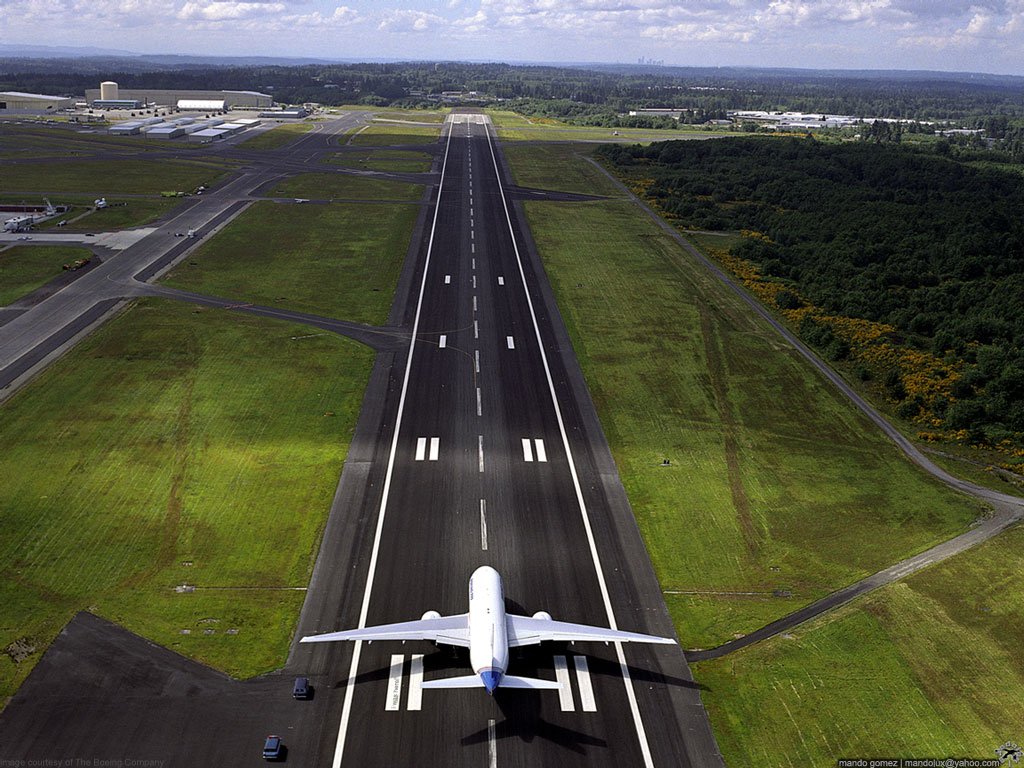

[85,82,272,109]
[0,91,74,113]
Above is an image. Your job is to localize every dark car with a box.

[292,676,311,700]
[262,735,283,761]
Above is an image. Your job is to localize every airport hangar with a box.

[85,81,272,110]
[0,91,75,113]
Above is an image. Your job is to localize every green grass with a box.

[34,197,181,232]
[695,524,1024,764]
[328,149,433,173]
[0,246,92,305]
[350,122,442,146]
[495,120,736,143]
[163,200,416,322]
[0,299,375,701]
[521,197,980,650]
[1,159,227,195]
[374,109,449,123]
[502,143,624,196]
[269,172,422,201]
[238,122,315,150]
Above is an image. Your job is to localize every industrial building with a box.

[85,81,272,110]
[0,91,75,113]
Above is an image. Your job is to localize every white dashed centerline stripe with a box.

[475,350,480,373]
[385,655,403,711]
[506,336,515,349]
[473,275,477,289]
[444,274,451,284]
[331,117,454,768]
[488,719,497,768]
[429,437,439,461]
[480,499,488,551]
[534,438,547,463]
[415,437,426,461]
[476,387,482,416]
[574,655,597,712]
[473,296,478,312]
[554,655,575,712]
[522,438,534,462]
[474,320,479,339]
[408,655,424,711]
[471,243,476,254]
[497,276,504,286]
[472,258,476,270]
[478,435,484,472]
[439,335,447,349]
[483,117,659,768]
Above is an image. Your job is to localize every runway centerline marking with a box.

[574,655,597,712]
[474,350,480,373]
[478,435,484,473]
[408,654,424,711]
[439,334,447,349]
[483,117,658,768]
[472,242,476,254]
[506,336,515,350]
[522,438,534,462]
[477,386,482,416]
[488,719,497,768]
[553,655,575,712]
[386,654,403,711]
[473,275,477,289]
[429,437,439,461]
[444,274,451,284]
[330,116,454,768]
[480,499,488,551]
[474,320,479,339]
[472,257,476,269]
[473,296,478,312]
[497,276,504,286]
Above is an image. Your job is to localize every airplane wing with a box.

[300,614,470,648]
[506,615,676,648]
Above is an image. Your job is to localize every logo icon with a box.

[997,742,1023,765]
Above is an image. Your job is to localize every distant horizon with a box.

[3,44,1024,84]
[2,1,1022,77]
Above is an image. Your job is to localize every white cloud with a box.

[178,1,286,22]
[378,9,444,32]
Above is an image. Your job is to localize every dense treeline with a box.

[3,59,1024,122]
[598,138,1024,448]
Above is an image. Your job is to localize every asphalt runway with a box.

[0,113,723,767]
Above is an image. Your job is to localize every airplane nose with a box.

[480,669,502,694]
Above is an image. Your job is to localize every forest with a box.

[597,137,1024,453]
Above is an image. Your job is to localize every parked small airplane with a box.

[300,565,675,693]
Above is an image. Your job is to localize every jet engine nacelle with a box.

[421,610,441,621]
[532,611,552,621]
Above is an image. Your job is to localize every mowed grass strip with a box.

[2,159,227,195]
[350,122,442,146]
[34,197,182,232]
[328,149,433,174]
[695,524,1024,763]
[502,143,624,197]
[269,172,422,201]
[521,197,979,649]
[0,299,374,700]
[238,121,315,150]
[164,200,416,323]
[0,246,92,305]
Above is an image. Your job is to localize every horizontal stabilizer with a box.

[498,675,562,690]
[421,675,485,689]
[420,675,562,690]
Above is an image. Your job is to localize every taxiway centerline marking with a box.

[484,116,659,768]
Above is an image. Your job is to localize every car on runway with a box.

[292,676,311,699]
[262,735,284,761]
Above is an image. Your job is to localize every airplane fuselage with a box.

[468,565,508,693]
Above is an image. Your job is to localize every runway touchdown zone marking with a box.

[522,438,547,462]
[415,437,440,461]
[553,655,598,712]
[383,654,425,711]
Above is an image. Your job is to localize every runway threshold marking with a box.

[521,439,533,462]
[429,437,439,461]
[480,499,488,550]
[506,336,515,349]
[439,334,447,349]
[554,655,575,712]
[330,118,455,767]
[484,119,659,768]
[408,654,424,711]
[386,654,403,711]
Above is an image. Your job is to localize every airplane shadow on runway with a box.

[460,693,608,754]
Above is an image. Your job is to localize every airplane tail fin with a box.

[420,675,562,690]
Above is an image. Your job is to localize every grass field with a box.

[374,109,449,123]
[492,115,736,143]
[695,523,1024,764]
[501,143,624,196]
[350,122,442,146]
[0,246,92,305]
[238,122,315,150]
[33,197,181,232]
[268,172,422,201]
[2,159,227,195]
[521,196,980,649]
[328,149,433,173]
[163,200,416,322]
[0,299,375,703]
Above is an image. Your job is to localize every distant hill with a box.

[0,44,139,58]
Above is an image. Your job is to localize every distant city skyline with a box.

[3,1,1023,77]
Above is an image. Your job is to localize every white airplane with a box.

[300,565,675,694]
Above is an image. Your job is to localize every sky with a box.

[3,0,1023,75]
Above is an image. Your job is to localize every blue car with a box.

[262,735,283,761]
